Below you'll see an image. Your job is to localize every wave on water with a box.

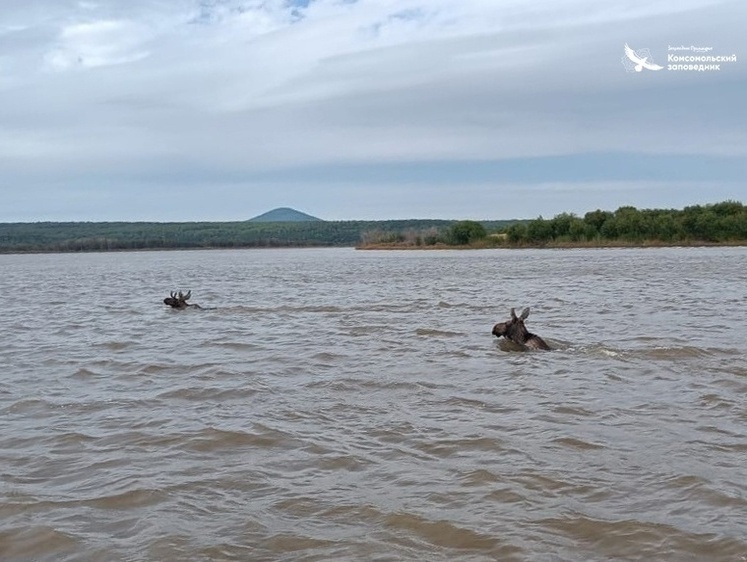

[2,247,746,562]
[415,328,463,337]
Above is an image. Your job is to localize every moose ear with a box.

[510,308,517,320]
[520,307,530,320]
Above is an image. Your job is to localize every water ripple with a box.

[1,247,746,561]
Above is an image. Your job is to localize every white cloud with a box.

[44,19,153,70]
[0,0,745,221]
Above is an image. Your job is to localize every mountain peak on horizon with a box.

[248,207,322,222]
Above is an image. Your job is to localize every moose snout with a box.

[492,322,508,337]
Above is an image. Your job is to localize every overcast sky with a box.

[1,0,745,221]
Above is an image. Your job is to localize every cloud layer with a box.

[1,0,745,220]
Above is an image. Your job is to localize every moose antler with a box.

[164,289,200,310]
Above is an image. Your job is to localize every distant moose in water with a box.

[492,307,551,351]
[163,290,202,310]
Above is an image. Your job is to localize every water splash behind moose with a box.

[163,290,202,310]
[492,307,551,351]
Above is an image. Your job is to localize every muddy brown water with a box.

[1,247,746,561]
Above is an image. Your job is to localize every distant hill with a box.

[248,207,322,222]
[1,200,742,253]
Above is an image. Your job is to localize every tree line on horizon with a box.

[0,201,744,253]
[499,200,746,246]
[359,201,747,248]
[0,219,463,253]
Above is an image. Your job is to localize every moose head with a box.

[163,290,200,309]
[492,307,551,351]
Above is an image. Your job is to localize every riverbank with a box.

[356,239,747,250]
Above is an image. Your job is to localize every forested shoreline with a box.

[358,201,747,249]
[0,219,510,253]
[500,201,746,247]
[1,202,744,253]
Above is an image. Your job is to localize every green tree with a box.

[505,223,528,244]
[568,218,588,241]
[710,200,743,217]
[613,206,644,241]
[447,220,487,245]
[584,209,613,234]
[550,212,576,239]
[526,217,552,243]
[652,213,681,241]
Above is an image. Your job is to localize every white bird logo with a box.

[623,43,663,72]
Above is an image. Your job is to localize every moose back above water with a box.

[492,307,551,351]
[163,290,201,310]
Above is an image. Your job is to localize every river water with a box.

[1,247,746,561]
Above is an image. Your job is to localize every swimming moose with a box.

[163,290,201,310]
[492,307,551,351]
